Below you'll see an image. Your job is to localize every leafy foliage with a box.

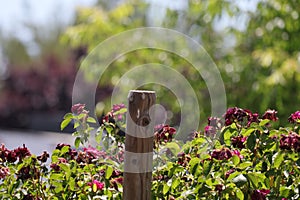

[1,104,300,199]
[62,0,300,128]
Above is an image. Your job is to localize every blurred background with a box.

[0,0,299,133]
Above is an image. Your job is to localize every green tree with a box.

[225,0,300,124]
[62,0,300,127]
[61,0,233,130]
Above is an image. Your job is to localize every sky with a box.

[0,0,259,74]
[0,0,97,35]
[0,0,97,77]
[0,0,259,47]
[0,0,97,55]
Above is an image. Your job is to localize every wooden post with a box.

[123,90,156,200]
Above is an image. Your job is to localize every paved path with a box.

[0,129,75,155]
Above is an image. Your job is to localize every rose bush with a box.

[0,104,299,199]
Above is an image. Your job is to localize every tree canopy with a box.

[62,0,300,127]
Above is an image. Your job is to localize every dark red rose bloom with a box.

[17,166,32,180]
[279,132,300,152]
[71,103,86,115]
[224,107,254,126]
[111,170,122,178]
[111,177,123,191]
[50,157,67,172]
[215,184,224,193]
[102,112,115,124]
[76,151,96,164]
[291,135,300,152]
[247,111,260,126]
[211,148,232,160]
[23,194,41,200]
[251,189,270,200]
[280,134,292,150]
[7,150,17,163]
[50,163,60,171]
[14,144,31,162]
[0,144,9,162]
[83,146,106,160]
[111,177,123,185]
[37,151,49,163]
[69,149,78,160]
[177,152,191,166]
[288,111,300,124]
[55,143,71,150]
[154,125,176,144]
[231,135,247,149]
[0,166,10,179]
[262,109,278,121]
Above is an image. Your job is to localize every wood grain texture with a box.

[123,90,156,200]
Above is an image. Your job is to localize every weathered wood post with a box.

[123,90,156,200]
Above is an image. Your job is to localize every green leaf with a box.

[214,140,222,149]
[199,153,210,160]
[224,129,234,145]
[280,186,290,197]
[105,125,114,135]
[192,136,207,146]
[247,172,266,188]
[74,121,80,129]
[232,174,247,187]
[95,128,104,145]
[242,128,255,137]
[163,179,172,195]
[17,163,25,171]
[246,132,256,151]
[227,171,240,181]
[230,122,238,129]
[87,117,97,123]
[272,151,285,168]
[105,165,113,179]
[60,145,70,155]
[269,130,279,137]
[189,157,200,175]
[54,184,63,193]
[238,161,252,170]
[259,119,270,126]
[206,178,219,187]
[78,113,86,120]
[93,183,97,192]
[61,118,72,130]
[196,183,211,195]
[235,188,244,200]
[171,178,180,190]
[287,152,298,161]
[63,113,73,119]
[164,142,181,156]
[51,155,59,163]
[75,137,81,148]
[59,163,70,173]
[50,173,64,180]
[69,178,76,191]
[232,154,240,165]
[203,160,213,176]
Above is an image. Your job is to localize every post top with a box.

[129,90,155,94]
